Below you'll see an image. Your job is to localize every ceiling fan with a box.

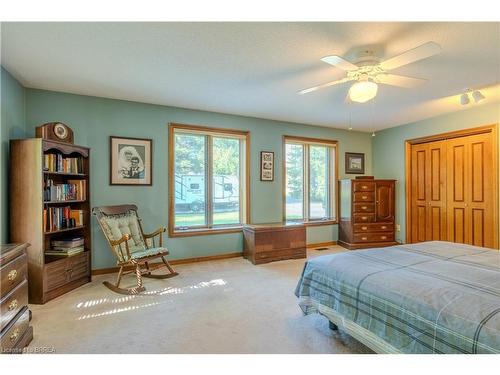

[299,41,442,103]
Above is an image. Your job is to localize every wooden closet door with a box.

[410,143,428,242]
[446,133,496,248]
[426,141,447,241]
[410,141,447,243]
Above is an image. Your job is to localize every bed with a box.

[295,241,500,354]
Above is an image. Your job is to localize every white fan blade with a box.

[321,55,359,71]
[298,77,353,95]
[377,73,427,88]
[380,42,441,70]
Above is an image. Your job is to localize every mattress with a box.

[295,241,500,353]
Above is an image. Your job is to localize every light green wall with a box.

[23,88,372,268]
[3,66,499,268]
[373,103,500,243]
[0,67,26,243]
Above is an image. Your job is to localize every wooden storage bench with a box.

[243,222,306,265]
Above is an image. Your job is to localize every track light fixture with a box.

[472,90,485,103]
[460,92,470,105]
[460,88,485,105]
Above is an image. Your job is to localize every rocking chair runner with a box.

[92,204,178,294]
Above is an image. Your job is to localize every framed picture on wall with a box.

[110,136,153,185]
[260,151,274,181]
[345,152,365,174]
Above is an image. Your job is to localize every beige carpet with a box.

[28,246,372,354]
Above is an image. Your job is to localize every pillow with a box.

[100,210,146,261]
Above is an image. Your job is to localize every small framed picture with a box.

[345,152,365,174]
[260,151,274,181]
[110,136,153,185]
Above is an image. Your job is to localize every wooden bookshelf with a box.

[44,200,87,205]
[10,138,91,304]
[44,225,86,235]
[43,171,87,177]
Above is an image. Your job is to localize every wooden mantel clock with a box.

[35,122,74,144]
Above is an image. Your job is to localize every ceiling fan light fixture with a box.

[472,90,485,103]
[349,80,378,103]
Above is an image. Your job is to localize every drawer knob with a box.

[362,216,367,220]
[10,328,20,342]
[8,299,18,311]
[8,269,18,282]
[361,226,367,230]
[381,236,387,240]
[362,186,367,189]
[361,237,367,240]
[381,226,387,229]
[362,206,367,210]
[362,196,367,200]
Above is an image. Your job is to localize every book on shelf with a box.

[43,207,85,232]
[43,153,84,174]
[45,246,84,257]
[44,179,86,202]
[47,237,85,257]
[67,180,87,200]
[51,237,84,248]
[69,210,84,227]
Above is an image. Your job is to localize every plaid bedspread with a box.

[295,241,500,353]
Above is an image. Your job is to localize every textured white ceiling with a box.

[1,22,499,131]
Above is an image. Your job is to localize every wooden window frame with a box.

[282,135,339,226]
[168,123,250,237]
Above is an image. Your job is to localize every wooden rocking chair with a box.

[92,204,178,295]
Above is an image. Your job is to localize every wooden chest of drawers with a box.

[339,178,397,250]
[0,243,33,354]
[243,222,306,265]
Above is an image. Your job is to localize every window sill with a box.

[168,226,243,238]
[287,219,338,227]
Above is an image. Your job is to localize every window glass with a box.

[212,137,241,225]
[285,143,304,221]
[174,133,206,227]
[309,145,329,219]
[284,138,337,223]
